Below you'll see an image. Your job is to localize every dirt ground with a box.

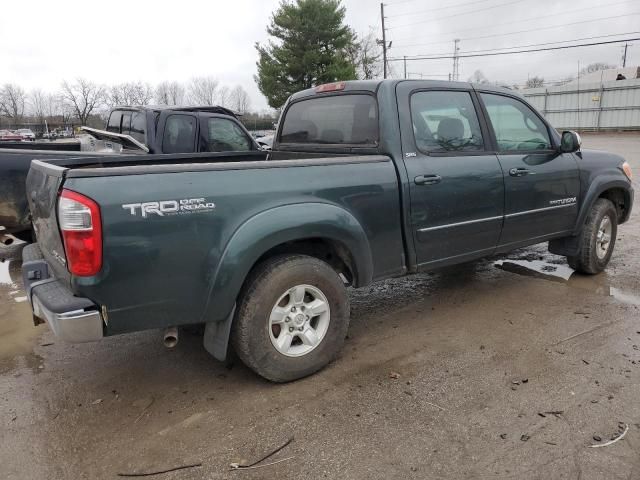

[1,133,639,480]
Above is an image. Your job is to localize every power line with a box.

[384,0,423,5]
[392,0,637,47]
[392,11,640,48]
[388,36,640,61]
[386,0,493,18]
[397,31,640,58]
[388,0,524,29]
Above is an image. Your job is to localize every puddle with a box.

[494,259,574,282]
[495,257,640,307]
[0,259,15,286]
[609,287,640,306]
[0,259,44,373]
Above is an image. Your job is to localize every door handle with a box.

[414,174,442,186]
[509,167,534,177]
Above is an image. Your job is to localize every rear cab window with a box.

[279,94,378,146]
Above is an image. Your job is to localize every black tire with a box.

[231,254,350,382]
[567,198,618,274]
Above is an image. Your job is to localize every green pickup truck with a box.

[22,80,634,382]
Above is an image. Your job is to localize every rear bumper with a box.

[22,243,104,343]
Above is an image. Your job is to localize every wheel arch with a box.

[574,178,633,234]
[201,202,373,326]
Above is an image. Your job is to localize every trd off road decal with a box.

[122,198,216,218]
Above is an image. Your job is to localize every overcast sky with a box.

[1,0,637,111]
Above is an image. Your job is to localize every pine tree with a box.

[255,0,358,108]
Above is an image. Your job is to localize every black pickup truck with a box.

[0,105,261,241]
[22,80,634,382]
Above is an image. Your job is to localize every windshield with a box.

[279,94,378,145]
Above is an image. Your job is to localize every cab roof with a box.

[289,79,518,102]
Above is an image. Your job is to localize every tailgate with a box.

[26,160,71,283]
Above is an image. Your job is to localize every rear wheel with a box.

[231,254,350,382]
[567,198,617,274]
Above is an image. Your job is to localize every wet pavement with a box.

[1,133,639,479]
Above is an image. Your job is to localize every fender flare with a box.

[201,202,373,327]
[573,177,633,234]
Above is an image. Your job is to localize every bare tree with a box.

[229,85,251,114]
[580,62,615,76]
[355,29,382,80]
[108,82,154,107]
[218,86,230,107]
[45,93,64,119]
[187,76,219,105]
[61,78,106,125]
[28,89,47,123]
[156,81,185,105]
[0,83,26,120]
[468,70,489,84]
[525,76,545,88]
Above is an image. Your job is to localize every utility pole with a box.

[622,42,628,67]
[452,39,460,81]
[378,3,388,79]
[403,56,407,79]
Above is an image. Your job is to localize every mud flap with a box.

[203,305,236,361]
[548,235,581,257]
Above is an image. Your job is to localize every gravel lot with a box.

[1,133,639,479]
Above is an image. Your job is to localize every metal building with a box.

[522,77,640,131]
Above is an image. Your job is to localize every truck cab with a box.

[102,105,259,154]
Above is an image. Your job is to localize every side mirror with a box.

[560,130,581,153]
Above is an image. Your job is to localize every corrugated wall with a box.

[521,78,640,130]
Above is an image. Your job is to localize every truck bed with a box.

[0,149,267,235]
[27,152,405,336]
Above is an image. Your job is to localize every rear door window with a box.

[280,94,377,145]
[410,91,484,153]
[162,114,196,153]
[201,117,252,152]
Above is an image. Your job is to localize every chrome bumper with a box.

[32,293,104,343]
[22,243,104,343]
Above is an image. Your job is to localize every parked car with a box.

[22,80,633,382]
[0,105,261,241]
[0,129,23,141]
[15,129,36,141]
[255,134,274,150]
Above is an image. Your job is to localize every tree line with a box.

[0,77,253,127]
[467,62,617,89]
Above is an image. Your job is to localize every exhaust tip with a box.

[163,326,178,348]
[1,235,14,246]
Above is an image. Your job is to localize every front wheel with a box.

[231,254,350,382]
[567,198,618,274]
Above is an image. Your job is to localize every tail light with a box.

[58,189,102,276]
